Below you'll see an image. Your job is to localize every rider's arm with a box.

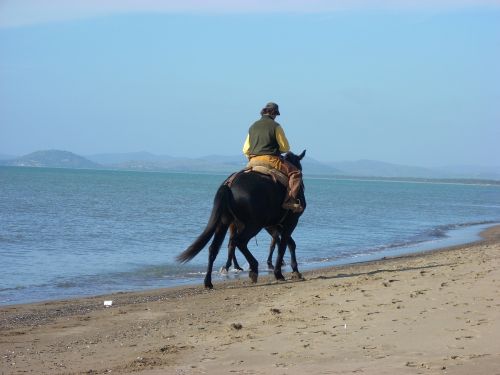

[275,126,290,154]
[242,134,251,158]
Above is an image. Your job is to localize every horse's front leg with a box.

[205,225,228,289]
[273,235,288,281]
[287,237,302,280]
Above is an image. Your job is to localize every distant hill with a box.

[325,159,500,180]
[2,150,499,181]
[86,151,174,165]
[105,154,248,173]
[0,150,102,169]
[86,152,342,175]
[301,157,343,175]
[327,159,441,179]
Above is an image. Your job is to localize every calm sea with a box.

[1,166,499,305]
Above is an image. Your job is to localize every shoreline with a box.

[0,224,498,315]
[1,226,500,374]
[1,221,497,308]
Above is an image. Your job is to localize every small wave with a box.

[398,221,498,249]
[49,263,206,292]
[302,256,335,264]
[185,272,206,276]
[425,227,448,239]
[124,264,206,280]
[0,285,27,292]
[434,220,497,231]
[297,221,500,268]
[55,281,79,289]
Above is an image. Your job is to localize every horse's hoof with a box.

[219,267,228,274]
[249,271,258,283]
[291,272,303,280]
[204,282,214,289]
[235,267,244,272]
[274,272,285,281]
[267,263,275,271]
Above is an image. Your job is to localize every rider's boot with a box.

[282,197,304,213]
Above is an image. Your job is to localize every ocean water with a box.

[1,166,499,305]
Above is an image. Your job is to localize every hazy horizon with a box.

[3,149,500,172]
[1,1,499,168]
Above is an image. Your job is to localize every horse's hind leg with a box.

[230,223,244,271]
[231,252,244,271]
[222,224,236,273]
[205,224,228,289]
[222,224,244,273]
[239,244,258,283]
[223,240,244,273]
[234,235,259,283]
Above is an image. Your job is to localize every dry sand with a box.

[1,226,500,375]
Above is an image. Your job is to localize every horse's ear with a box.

[298,150,306,160]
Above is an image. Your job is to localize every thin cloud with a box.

[1,0,500,28]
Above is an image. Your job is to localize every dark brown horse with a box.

[177,151,306,288]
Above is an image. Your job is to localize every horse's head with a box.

[284,150,306,171]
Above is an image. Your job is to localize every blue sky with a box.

[1,1,499,167]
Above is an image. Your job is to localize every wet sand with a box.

[1,226,500,374]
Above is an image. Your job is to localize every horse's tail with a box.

[177,184,232,263]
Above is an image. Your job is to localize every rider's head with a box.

[260,102,280,118]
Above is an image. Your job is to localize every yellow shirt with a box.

[242,126,290,157]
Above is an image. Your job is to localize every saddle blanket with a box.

[224,165,288,188]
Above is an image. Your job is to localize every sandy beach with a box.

[1,226,500,375]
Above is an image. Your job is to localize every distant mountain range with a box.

[0,150,101,169]
[1,149,499,182]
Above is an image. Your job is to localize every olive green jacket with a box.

[242,115,290,157]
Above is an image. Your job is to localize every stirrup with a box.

[282,199,304,213]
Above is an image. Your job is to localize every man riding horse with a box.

[177,102,306,288]
[243,102,304,213]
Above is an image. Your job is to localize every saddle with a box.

[224,165,288,188]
